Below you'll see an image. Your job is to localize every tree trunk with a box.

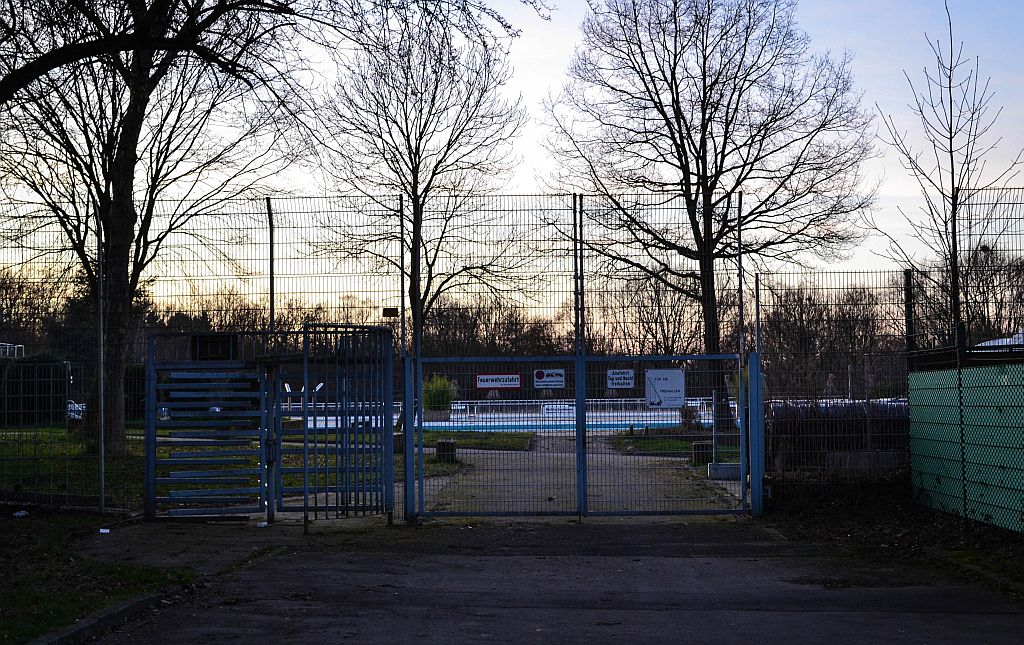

[698,199,732,436]
[409,196,424,359]
[87,50,154,456]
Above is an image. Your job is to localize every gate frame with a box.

[144,326,395,522]
[402,352,765,522]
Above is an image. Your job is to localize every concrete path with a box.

[74,517,1023,645]
[421,433,739,515]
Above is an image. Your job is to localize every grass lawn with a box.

[0,432,144,509]
[2,428,528,515]
[0,509,192,644]
[418,430,533,451]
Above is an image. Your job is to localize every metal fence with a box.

[755,271,910,484]
[407,353,754,518]
[1,192,756,512]
[18,190,1024,511]
[907,187,1024,354]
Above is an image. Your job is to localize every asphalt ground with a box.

[62,515,1024,645]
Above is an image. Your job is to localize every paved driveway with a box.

[74,517,1023,645]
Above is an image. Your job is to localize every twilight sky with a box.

[490,0,1024,269]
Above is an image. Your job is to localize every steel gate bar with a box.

[575,352,587,518]
[144,335,156,520]
[749,352,765,517]
[403,356,415,523]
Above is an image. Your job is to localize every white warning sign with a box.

[645,369,686,408]
[607,369,634,389]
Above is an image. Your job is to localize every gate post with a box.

[403,356,417,523]
[144,334,156,520]
[748,352,765,517]
[575,354,587,518]
[383,333,395,521]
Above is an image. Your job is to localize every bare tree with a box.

[319,2,528,357]
[589,275,705,355]
[546,0,874,358]
[0,9,296,453]
[0,266,71,348]
[421,293,569,357]
[872,2,1023,345]
[759,281,905,399]
[0,1,553,105]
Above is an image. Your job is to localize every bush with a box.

[422,374,456,411]
[125,363,146,426]
[0,356,70,426]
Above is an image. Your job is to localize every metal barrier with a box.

[404,353,763,519]
[145,326,394,522]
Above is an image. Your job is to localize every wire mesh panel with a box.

[907,188,1024,353]
[757,271,910,483]
[583,355,745,515]
[413,357,579,516]
[416,195,577,357]
[582,195,743,356]
[1,359,75,504]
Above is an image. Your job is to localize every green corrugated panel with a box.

[962,425,1024,450]
[910,365,1024,534]
[966,444,1024,472]
[912,483,964,516]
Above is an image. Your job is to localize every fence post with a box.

[382,330,395,523]
[575,354,587,518]
[266,197,275,334]
[573,193,588,518]
[144,334,156,520]
[97,220,105,513]
[403,356,416,523]
[754,273,762,354]
[903,269,915,369]
[748,352,765,517]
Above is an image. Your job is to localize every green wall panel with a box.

[909,364,1024,534]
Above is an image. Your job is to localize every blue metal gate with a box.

[145,326,394,521]
[403,353,764,520]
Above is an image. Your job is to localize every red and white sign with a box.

[476,373,521,389]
